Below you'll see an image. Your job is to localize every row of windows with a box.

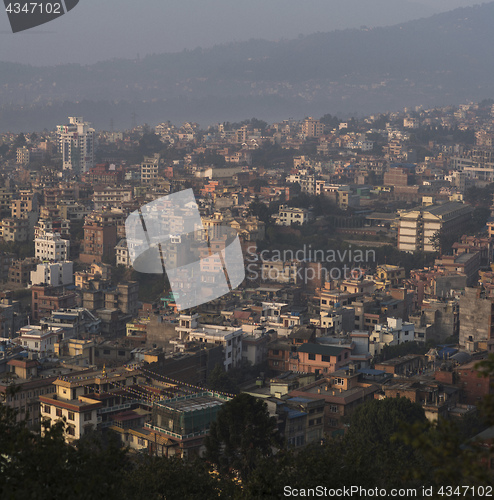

[307,352,348,362]
[7,388,50,401]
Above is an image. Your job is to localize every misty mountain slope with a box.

[0,2,493,130]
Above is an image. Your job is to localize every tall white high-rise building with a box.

[57,117,95,174]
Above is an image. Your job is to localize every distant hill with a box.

[1,2,494,131]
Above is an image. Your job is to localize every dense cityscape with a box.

[0,101,493,497]
[2,1,494,499]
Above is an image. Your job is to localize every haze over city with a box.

[0,0,486,65]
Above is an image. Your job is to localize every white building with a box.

[276,205,312,226]
[34,218,70,239]
[57,117,95,173]
[141,154,160,183]
[398,202,473,253]
[115,239,130,267]
[261,302,289,324]
[39,377,102,443]
[16,325,65,353]
[30,262,74,287]
[93,187,133,211]
[35,232,70,262]
[370,317,415,356]
[187,325,243,371]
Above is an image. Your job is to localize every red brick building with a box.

[31,285,78,322]
[79,221,118,264]
[455,360,494,406]
[268,340,352,375]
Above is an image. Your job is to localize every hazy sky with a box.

[0,0,486,66]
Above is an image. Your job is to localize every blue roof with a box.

[287,397,312,404]
[438,347,458,359]
[284,408,307,419]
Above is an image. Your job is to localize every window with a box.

[68,412,75,421]
[330,405,338,413]
[44,405,51,414]
[67,426,75,436]
[84,412,92,421]
[56,408,63,417]
[322,355,330,363]
[308,353,316,361]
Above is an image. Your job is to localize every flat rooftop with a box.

[155,393,227,412]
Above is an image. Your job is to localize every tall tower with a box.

[57,117,95,174]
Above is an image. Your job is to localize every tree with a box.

[0,387,129,499]
[249,199,271,225]
[248,178,268,193]
[207,363,239,395]
[204,393,280,481]
[343,397,427,489]
[124,455,238,500]
[138,132,164,158]
[319,113,340,130]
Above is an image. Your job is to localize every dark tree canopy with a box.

[204,393,280,480]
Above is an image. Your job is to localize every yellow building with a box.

[375,265,406,289]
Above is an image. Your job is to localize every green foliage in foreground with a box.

[1,358,494,499]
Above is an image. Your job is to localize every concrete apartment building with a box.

[187,325,243,371]
[34,218,70,239]
[115,239,130,267]
[141,154,160,183]
[79,219,118,264]
[39,366,144,444]
[30,262,74,287]
[302,117,324,138]
[276,205,313,226]
[31,285,78,322]
[398,202,473,253]
[57,116,95,174]
[35,232,70,262]
[146,392,230,458]
[459,287,494,349]
[16,146,30,164]
[40,385,103,444]
[10,190,39,218]
[92,186,133,211]
[9,258,38,287]
[0,358,57,427]
[16,325,66,352]
[369,317,415,356]
[1,217,30,243]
